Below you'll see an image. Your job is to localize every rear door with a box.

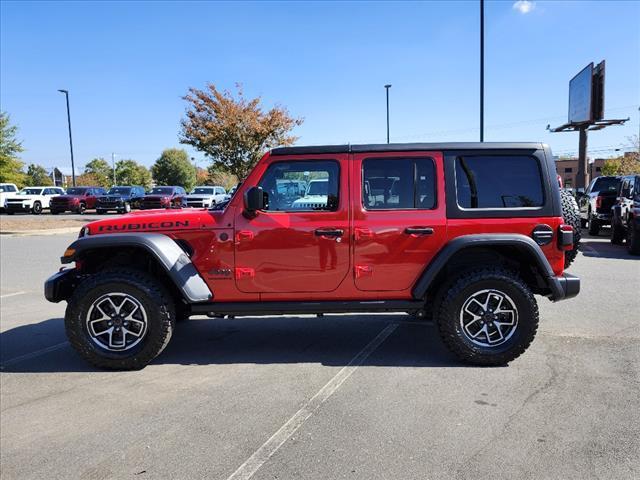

[234,154,350,293]
[352,151,447,291]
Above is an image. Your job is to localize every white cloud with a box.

[513,0,536,14]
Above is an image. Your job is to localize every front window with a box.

[192,187,215,195]
[18,188,44,195]
[108,187,132,195]
[66,188,88,195]
[455,155,544,208]
[150,187,174,195]
[258,160,339,212]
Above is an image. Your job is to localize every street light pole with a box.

[384,84,392,144]
[480,0,484,142]
[58,89,76,186]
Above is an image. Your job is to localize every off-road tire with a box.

[31,201,43,215]
[628,224,640,255]
[436,268,539,366]
[560,189,581,268]
[588,214,600,236]
[65,268,176,370]
[611,218,625,245]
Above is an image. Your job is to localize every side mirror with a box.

[244,186,265,213]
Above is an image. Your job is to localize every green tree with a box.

[151,148,196,190]
[179,83,303,180]
[601,153,640,176]
[0,112,26,186]
[115,159,152,188]
[25,164,53,186]
[84,158,112,187]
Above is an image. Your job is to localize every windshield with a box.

[192,187,215,194]
[307,181,328,196]
[150,187,173,194]
[18,188,43,195]
[107,187,132,195]
[593,177,620,193]
[0,185,16,193]
[66,188,88,195]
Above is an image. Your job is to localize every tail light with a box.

[558,224,574,251]
[595,196,603,208]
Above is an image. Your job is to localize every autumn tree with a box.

[84,158,112,187]
[0,112,26,186]
[179,84,303,180]
[115,159,152,188]
[25,164,53,186]
[75,172,103,186]
[602,154,640,176]
[151,148,196,190]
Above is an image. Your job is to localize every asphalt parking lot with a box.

[1,231,638,480]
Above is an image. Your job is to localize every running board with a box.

[189,300,424,317]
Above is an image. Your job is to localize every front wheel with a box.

[31,201,43,215]
[65,269,176,370]
[628,225,640,255]
[588,215,600,236]
[611,219,625,245]
[436,268,538,366]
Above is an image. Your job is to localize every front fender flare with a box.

[61,233,212,303]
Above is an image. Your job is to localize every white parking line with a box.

[0,291,27,299]
[0,341,69,368]
[225,323,398,480]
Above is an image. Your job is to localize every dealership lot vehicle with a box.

[611,174,640,254]
[1,233,638,480]
[185,185,229,208]
[96,186,146,214]
[4,186,65,215]
[140,186,187,209]
[578,175,621,235]
[0,183,19,211]
[50,186,107,214]
[46,142,580,370]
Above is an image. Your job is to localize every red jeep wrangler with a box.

[45,143,580,370]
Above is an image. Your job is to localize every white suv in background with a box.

[184,186,229,208]
[5,186,65,215]
[0,183,19,211]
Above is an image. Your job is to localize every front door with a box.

[352,151,447,292]
[234,155,350,293]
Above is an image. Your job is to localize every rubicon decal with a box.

[97,220,190,232]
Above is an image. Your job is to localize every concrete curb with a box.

[0,227,80,236]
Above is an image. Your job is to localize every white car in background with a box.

[291,178,330,210]
[0,183,19,211]
[5,186,65,215]
[184,186,229,208]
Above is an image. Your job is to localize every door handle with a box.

[404,227,434,235]
[315,228,344,237]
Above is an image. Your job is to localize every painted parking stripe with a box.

[0,341,69,368]
[225,323,398,480]
[0,291,27,299]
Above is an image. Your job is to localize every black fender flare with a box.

[61,233,212,303]
[411,234,565,300]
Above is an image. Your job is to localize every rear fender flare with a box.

[62,233,212,303]
[411,234,559,299]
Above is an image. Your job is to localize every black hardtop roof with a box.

[271,142,546,156]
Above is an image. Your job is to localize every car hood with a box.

[52,195,83,201]
[99,194,129,200]
[85,208,223,235]
[186,193,215,198]
[6,194,41,201]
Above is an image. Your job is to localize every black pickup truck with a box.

[578,176,621,235]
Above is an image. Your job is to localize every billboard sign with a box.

[568,63,593,124]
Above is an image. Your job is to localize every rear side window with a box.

[455,155,543,209]
[363,158,436,210]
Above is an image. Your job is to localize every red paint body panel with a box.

[80,149,568,304]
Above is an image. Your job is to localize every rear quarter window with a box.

[455,155,544,209]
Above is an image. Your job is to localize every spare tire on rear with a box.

[560,189,581,268]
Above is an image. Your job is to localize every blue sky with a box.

[1,0,639,171]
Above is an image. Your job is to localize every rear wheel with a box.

[65,269,176,370]
[560,189,581,268]
[436,268,538,366]
[588,213,600,236]
[611,218,625,245]
[628,224,640,255]
[77,202,87,214]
